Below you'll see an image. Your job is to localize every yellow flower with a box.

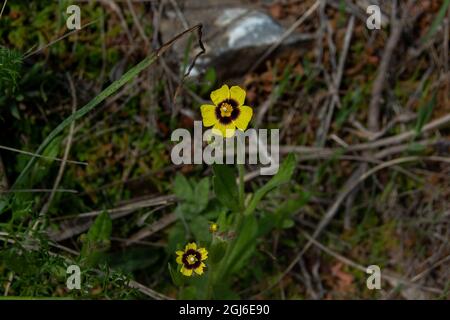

[209,222,218,233]
[200,85,253,138]
[175,242,208,276]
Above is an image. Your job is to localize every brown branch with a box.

[125,213,177,246]
[317,15,355,146]
[258,156,449,296]
[368,1,405,132]
[302,231,443,295]
[48,195,176,242]
[280,112,450,156]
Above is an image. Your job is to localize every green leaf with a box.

[407,142,427,154]
[422,0,450,44]
[173,173,193,201]
[200,67,216,95]
[216,209,232,231]
[168,262,184,287]
[86,211,112,242]
[10,104,21,120]
[167,223,186,254]
[190,216,212,244]
[281,218,295,229]
[179,286,197,300]
[209,240,227,264]
[30,136,62,186]
[174,202,197,220]
[81,211,112,264]
[174,177,210,220]
[0,46,22,94]
[193,177,210,212]
[274,192,310,228]
[258,192,310,236]
[212,283,240,299]
[213,164,240,212]
[415,93,436,134]
[223,214,258,277]
[244,153,297,215]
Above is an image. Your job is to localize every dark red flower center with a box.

[182,249,202,269]
[215,99,240,124]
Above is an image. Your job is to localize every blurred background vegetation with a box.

[0,0,449,299]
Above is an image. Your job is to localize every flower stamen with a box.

[220,102,233,117]
[187,254,197,265]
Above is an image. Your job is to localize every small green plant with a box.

[0,46,22,95]
[167,85,297,298]
[169,155,296,299]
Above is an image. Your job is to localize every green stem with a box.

[206,264,214,299]
[237,163,245,211]
[211,164,246,288]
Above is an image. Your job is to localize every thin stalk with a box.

[238,163,245,211]
[214,164,247,286]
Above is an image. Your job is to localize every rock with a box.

[214,8,286,52]
[160,2,315,79]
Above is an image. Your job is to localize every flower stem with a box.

[206,264,214,299]
[237,163,245,211]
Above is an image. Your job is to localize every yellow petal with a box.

[198,248,208,261]
[213,122,236,138]
[186,242,197,250]
[194,265,204,275]
[176,255,183,265]
[230,86,246,106]
[181,266,193,276]
[233,106,253,131]
[200,104,218,127]
[210,85,230,105]
[176,250,184,256]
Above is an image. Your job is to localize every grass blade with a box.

[12,24,204,189]
[12,54,157,188]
